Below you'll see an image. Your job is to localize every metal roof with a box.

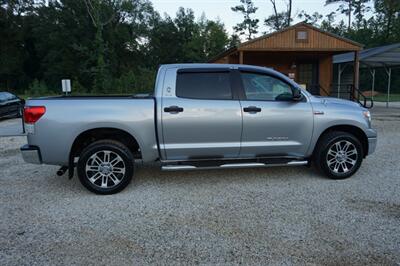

[333,43,400,67]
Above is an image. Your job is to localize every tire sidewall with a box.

[77,142,134,194]
[319,133,363,179]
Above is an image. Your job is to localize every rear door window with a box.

[0,93,8,103]
[0,92,17,101]
[176,71,232,100]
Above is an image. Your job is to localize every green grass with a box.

[372,93,400,102]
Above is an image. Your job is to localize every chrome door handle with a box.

[164,106,184,113]
[243,106,262,113]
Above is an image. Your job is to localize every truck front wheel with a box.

[77,140,134,194]
[314,131,363,179]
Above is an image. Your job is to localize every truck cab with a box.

[156,64,313,161]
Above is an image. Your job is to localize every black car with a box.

[0,92,25,120]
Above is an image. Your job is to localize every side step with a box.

[162,160,308,171]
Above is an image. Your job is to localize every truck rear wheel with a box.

[314,131,363,179]
[77,140,134,194]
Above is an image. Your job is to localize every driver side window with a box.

[240,72,293,101]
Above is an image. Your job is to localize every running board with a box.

[161,160,308,171]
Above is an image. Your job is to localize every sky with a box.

[151,0,374,35]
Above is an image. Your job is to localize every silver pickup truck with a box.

[20,64,377,194]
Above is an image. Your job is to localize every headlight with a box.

[363,110,371,124]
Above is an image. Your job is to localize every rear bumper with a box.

[20,144,42,164]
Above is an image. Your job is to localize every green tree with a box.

[231,0,259,40]
[146,13,181,65]
[352,0,371,29]
[229,34,241,47]
[83,0,120,93]
[374,0,400,40]
[325,0,355,30]
[174,7,201,62]
[197,15,230,59]
[264,0,293,31]
[0,0,35,92]
[297,11,323,26]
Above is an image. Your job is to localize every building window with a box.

[296,29,309,42]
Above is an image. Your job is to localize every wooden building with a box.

[210,22,363,96]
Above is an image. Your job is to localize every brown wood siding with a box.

[240,26,361,51]
[242,51,333,95]
[242,52,296,74]
[213,56,229,64]
[319,55,333,95]
[229,54,239,64]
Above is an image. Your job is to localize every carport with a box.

[333,43,400,107]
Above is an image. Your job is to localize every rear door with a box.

[161,68,243,160]
[237,70,313,158]
[0,93,10,116]
[5,93,20,115]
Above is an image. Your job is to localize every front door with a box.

[297,63,319,95]
[161,69,243,160]
[238,70,314,158]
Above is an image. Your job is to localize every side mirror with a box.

[292,88,303,101]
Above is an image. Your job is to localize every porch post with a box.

[371,69,375,101]
[353,51,360,98]
[337,64,341,98]
[239,51,244,64]
[386,67,391,108]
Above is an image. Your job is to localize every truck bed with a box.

[25,96,159,165]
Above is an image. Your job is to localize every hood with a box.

[311,96,363,108]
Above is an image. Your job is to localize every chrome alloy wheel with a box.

[85,150,126,188]
[326,140,358,174]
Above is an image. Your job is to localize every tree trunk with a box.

[287,0,292,27]
[348,0,352,30]
[270,0,280,29]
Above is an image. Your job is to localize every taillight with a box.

[24,106,46,124]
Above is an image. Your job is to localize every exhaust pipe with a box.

[57,166,68,176]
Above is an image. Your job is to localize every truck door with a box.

[237,70,313,158]
[161,68,242,161]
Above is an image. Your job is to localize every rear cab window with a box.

[176,70,232,100]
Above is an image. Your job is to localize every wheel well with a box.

[70,128,142,162]
[316,125,369,157]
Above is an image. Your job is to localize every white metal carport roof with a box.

[333,43,400,107]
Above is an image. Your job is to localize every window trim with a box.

[175,70,239,101]
[237,70,298,102]
[295,28,309,43]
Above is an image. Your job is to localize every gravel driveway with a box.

[1,109,399,265]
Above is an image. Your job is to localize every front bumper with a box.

[20,144,42,164]
[368,137,377,155]
[366,128,377,155]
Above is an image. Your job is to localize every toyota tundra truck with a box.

[20,64,377,194]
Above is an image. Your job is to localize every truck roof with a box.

[159,63,272,71]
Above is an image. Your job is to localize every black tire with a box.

[77,140,134,194]
[314,131,363,179]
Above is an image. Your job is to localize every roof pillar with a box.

[239,51,244,64]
